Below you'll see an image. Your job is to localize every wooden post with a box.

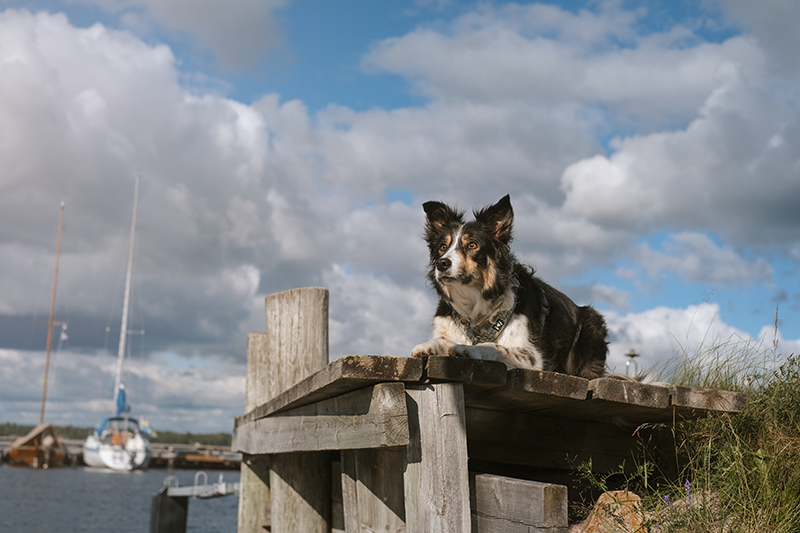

[266,288,331,533]
[404,383,471,533]
[150,486,189,533]
[238,332,272,533]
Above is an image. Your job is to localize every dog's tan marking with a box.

[482,257,496,292]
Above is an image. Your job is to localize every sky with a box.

[1,0,799,433]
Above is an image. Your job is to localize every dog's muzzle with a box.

[435,257,452,272]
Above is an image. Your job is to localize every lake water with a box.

[0,464,239,532]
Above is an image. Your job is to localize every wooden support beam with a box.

[238,332,271,533]
[267,287,332,533]
[470,473,568,533]
[233,382,409,454]
[331,461,345,533]
[341,447,407,532]
[404,383,471,533]
[271,451,331,532]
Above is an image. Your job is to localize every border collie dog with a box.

[411,195,608,379]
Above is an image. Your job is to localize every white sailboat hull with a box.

[83,431,151,471]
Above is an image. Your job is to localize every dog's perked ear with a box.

[422,201,464,235]
[475,194,514,243]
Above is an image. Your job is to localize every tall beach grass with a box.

[582,309,800,531]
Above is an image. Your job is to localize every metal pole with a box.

[40,201,65,425]
[113,174,140,410]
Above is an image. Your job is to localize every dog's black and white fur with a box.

[411,195,608,379]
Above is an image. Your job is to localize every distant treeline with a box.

[153,431,232,446]
[0,422,232,446]
[0,422,93,440]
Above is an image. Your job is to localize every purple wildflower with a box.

[684,480,692,502]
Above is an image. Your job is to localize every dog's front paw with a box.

[411,342,437,358]
[449,344,476,358]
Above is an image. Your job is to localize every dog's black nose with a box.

[436,258,451,272]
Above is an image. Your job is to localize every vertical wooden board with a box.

[238,456,271,533]
[271,452,331,532]
[404,383,470,533]
[341,448,406,533]
[265,287,329,396]
[332,460,345,533]
[245,332,270,412]
[239,333,271,533]
[265,287,331,533]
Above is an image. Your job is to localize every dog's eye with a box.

[439,243,448,252]
[468,242,478,250]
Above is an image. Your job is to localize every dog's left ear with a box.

[476,195,513,242]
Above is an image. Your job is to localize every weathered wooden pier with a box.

[233,287,746,532]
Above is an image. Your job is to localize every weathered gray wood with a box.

[266,287,331,533]
[425,356,507,392]
[470,473,568,533]
[341,447,406,533]
[504,376,672,425]
[233,382,409,454]
[265,287,330,395]
[465,407,645,474]
[669,385,747,417]
[271,451,331,532]
[575,377,673,425]
[238,332,271,533]
[404,383,471,533]
[466,369,589,413]
[332,461,345,533]
[237,355,423,425]
[590,377,670,408]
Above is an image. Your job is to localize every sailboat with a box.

[8,201,71,468]
[83,175,153,471]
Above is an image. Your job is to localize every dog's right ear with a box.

[423,201,462,235]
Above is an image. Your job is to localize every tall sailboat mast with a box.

[39,201,65,425]
[112,175,140,412]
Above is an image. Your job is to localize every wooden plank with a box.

[516,377,672,425]
[238,332,271,533]
[424,356,507,391]
[341,447,406,532]
[237,355,423,425]
[669,385,748,417]
[466,369,589,413]
[466,371,745,425]
[233,382,409,454]
[590,378,671,408]
[265,287,331,533]
[466,407,645,474]
[470,473,568,533]
[404,383,471,533]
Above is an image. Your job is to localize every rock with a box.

[648,490,725,532]
[576,491,645,533]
